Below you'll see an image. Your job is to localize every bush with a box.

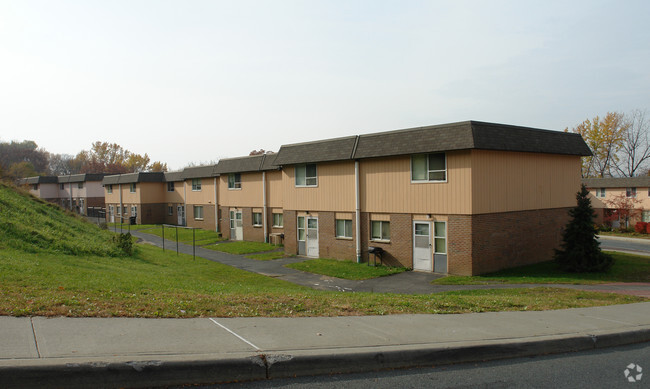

[114,233,134,256]
[598,224,612,232]
[634,222,648,234]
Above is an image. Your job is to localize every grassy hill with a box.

[0,182,120,256]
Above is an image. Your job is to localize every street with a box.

[599,235,650,256]
[208,342,648,389]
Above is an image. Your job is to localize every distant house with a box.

[18,174,106,216]
[583,177,650,226]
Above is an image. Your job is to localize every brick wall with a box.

[448,215,473,275]
[140,203,166,225]
[283,210,297,255]
[242,207,265,242]
[186,204,216,231]
[469,207,570,275]
[317,211,356,260]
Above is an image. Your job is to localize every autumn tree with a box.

[615,109,650,177]
[568,112,628,178]
[604,192,643,228]
[0,140,50,177]
[48,153,80,175]
[74,142,167,174]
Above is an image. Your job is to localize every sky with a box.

[1,0,649,171]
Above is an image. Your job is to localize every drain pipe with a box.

[355,160,361,263]
[183,180,187,226]
[118,182,123,224]
[263,170,268,243]
[214,176,219,233]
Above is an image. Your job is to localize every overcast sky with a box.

[1,0,649,170]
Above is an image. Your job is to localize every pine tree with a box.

[555,184,614,272]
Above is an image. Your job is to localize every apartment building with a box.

[103,172,166,224]
[583,177,650,225]
[181,165,219,231]
[19,174,106,216]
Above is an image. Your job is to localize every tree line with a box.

[0,141,168,179]
[567,109,650,178]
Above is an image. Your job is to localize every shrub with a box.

[598,224,612,232]
[634,222,647,234]
[114,233,134,256]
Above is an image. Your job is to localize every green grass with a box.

[598,231,650,239]
[141,225,224,245]
[204,241,280,254]
[433,252,650,285]
[0,183,645,317]
[107,223,160,232]
[287,258,408,280]
[246,252,288,261]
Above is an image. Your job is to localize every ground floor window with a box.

[272,213,283,227]
[371,220,390,241]
[168,206,173,216]
[253,212,262,226]
[298,216,305,241]
[434,221,446,254]
[335,219,352,238]
[194,205,204,220]
[643,211,650,223]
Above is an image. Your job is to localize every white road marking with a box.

[209,318,261,351]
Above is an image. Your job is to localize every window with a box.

[272,213,283,227]
[596,188,606,198]
[192,179,202,191]
[295,164,317,187]
[167,182,175,192]
[411,153,446,182]
[77,182,83,189]
[228,173,241,189]
[131,206,137,217]
[107,184,113,194]
[60,183,65,190]
[168,206,173,216]
[371,221,390,241]
[434,221,446,254]
[297,216,305,241]
[253,212,262,226]
[108,205,114,216]
[336,219,352,238]
[32,184,38,190]
[626,187,637,197]
[129,183,136,193]
[194,205,204,220]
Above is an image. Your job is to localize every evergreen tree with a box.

[555,185,614,272]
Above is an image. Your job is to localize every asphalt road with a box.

[599,235,650,256]
[206,342,649,389]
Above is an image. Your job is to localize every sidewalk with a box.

[1,303,649,388]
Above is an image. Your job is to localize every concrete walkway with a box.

[132,230,650,297]
[1,303,649,388]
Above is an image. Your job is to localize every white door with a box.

[230,210,243,240]
[306,217,319,258]
[109,205,115,223]
[177,205,185,226]
[413,221,432,271]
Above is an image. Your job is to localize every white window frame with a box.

[192,179,202,191]
[371,220,390,242]
[228,173,242,189]
[131,205,137,217]
[434,221,447,254]
[107,184,112,194]
[167,205,173,216]
[252,212,262,226]
[272,213,283,227]
[167,182,175,192]
[193,205,204,220]
[596,187,606,198]
[411,153,447,183]
[295,164,318,187]
[129,183,136,193]
[335,219,353,239]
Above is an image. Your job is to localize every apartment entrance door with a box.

[230,210,243,240]
[177,205,185,226]
[413,221,433,271]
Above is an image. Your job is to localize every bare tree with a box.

[614,109,650,177]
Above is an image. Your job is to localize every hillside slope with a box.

[0,182,121,256]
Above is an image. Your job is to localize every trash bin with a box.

[129,216,136,225]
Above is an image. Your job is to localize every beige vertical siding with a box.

[184,178,216,205]
[470,150,581,214]
[360,151,473,214]
[266,170,283,208]
[218,172,264,207]
[282,160,355,212]
[587,187,650,211]
[137,182,166,203]
[163,182,184,203]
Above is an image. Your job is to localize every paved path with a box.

[598,234,650,256]
[132,231,650,297]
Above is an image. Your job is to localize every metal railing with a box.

[161,224,198,260]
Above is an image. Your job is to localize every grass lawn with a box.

[246,252,288,261]
[0,244,643,318]
[107,223,160,232]
[140,225,224,245]
[433,252,650,285]
[204,241,280,255]
[287,258,408,280]
[598,231,650,240]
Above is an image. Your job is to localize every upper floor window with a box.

[167,182,175,192]
[228,173,241,189]
[595,188,606,198]
[295,164,317,187]
[411,153,446,182]
[77,182,83,189]
[107,184,113,194]
[626,187,636,197]
[192,178,202,191]
[129,183,136,193]
[60,183,65,190]
[32,184,38,190]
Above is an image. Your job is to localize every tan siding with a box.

[587,187,650,210]
[283,161,355,212]
[164,182,184,203]
[360,151,473,214]
[185,178,216,205]
[266,170,283,208]
[138,182,166,203]
[471,150,581,214]
[218,172,263,207]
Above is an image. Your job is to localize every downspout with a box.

[263,170,268,243]
[214,176,219,233]
[183,180,187,226]
[68,182,73,212]
[118,183,123,224]
[355,160,361,263]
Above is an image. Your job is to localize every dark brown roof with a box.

[272,121,592,165]
[102,172,165,185]
[214,154,279,174]
[273,136,358,165]
[583,177,650,188]
[181,165,218,179]
[58,174,106,183]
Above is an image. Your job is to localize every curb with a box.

[2,326,649,389]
